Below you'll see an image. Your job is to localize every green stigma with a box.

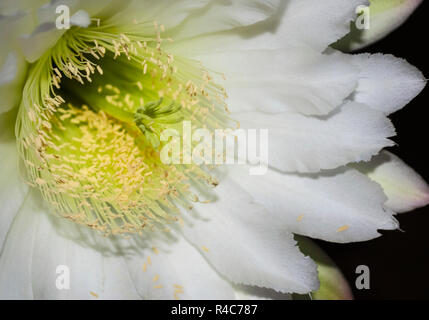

[15,17,231,234]
[134,98,183,149]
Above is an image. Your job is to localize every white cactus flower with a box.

[0,0,427,299]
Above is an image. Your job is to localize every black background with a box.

[318,2,428,300]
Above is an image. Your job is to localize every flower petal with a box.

[193,48,358,116]
[353,151,429,213]
[235,101,395,173]
[167,0,280,40]
[30,207,141,300]
[350,53,426,115]
[169,0,367,53]
[36,0,128,25]
[0,110,28,252]
[0,52,27,114]
[19,0,131,63]
[113,0,211,31]
[0,191,137,300]
[124,234,235,300]
[19,22,64,63]
[181,178,319,294]
[0,191,234,299]
[0,0,47,15]
[227,166,398,243]
[0,191,38,299]
[17,0,210,63]
[276,0,368,51]
[0,11,33,113]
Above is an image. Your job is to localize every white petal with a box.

[354,151,429,213]
[193,48,358,116]
[33,204,234,299]
[70,10,91,28]
[30,206,141,300]
[0,192,39,299]
[23,1,214,63]
[20,0,131,63]
[0,110,28,251]
[0,52,27,114]
[235,101,395,173]
[0,12,32,113]
[0,0,47,15]
[0,191,234,299]
[0,143,28,250]
[0,52,19,85]
[168,0,280,40]
[275,0,368,51]
[169,0,368,54]
[112,0,211,30]
[181,178,319,294]
[351,53,426,115]
[124,234,235,300]
[227,165,398,243]
[19,23,65,63]
[0,192,137,300]
[37,0,126,24]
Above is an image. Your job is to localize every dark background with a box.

[318,2,428,300]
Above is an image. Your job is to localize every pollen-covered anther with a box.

[16,17,232,234]
[32,105,193,233]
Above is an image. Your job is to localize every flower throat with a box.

[16,19,231,234]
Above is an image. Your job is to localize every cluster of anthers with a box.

[15,17,232,235]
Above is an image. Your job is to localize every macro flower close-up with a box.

[0,0,427,301]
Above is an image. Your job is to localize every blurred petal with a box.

[0,0,48,15]
[0,11,33,113]
[113,0,211,31]
[19,0,132,63]
[0,52,27,114]
[354,151,429,213]
[19,22,64,63]
[0,109,28,251]
[0,191,38,299]
[167,0,280,40]
[169,0,368,54]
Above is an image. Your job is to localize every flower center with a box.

[16,19,231,234]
